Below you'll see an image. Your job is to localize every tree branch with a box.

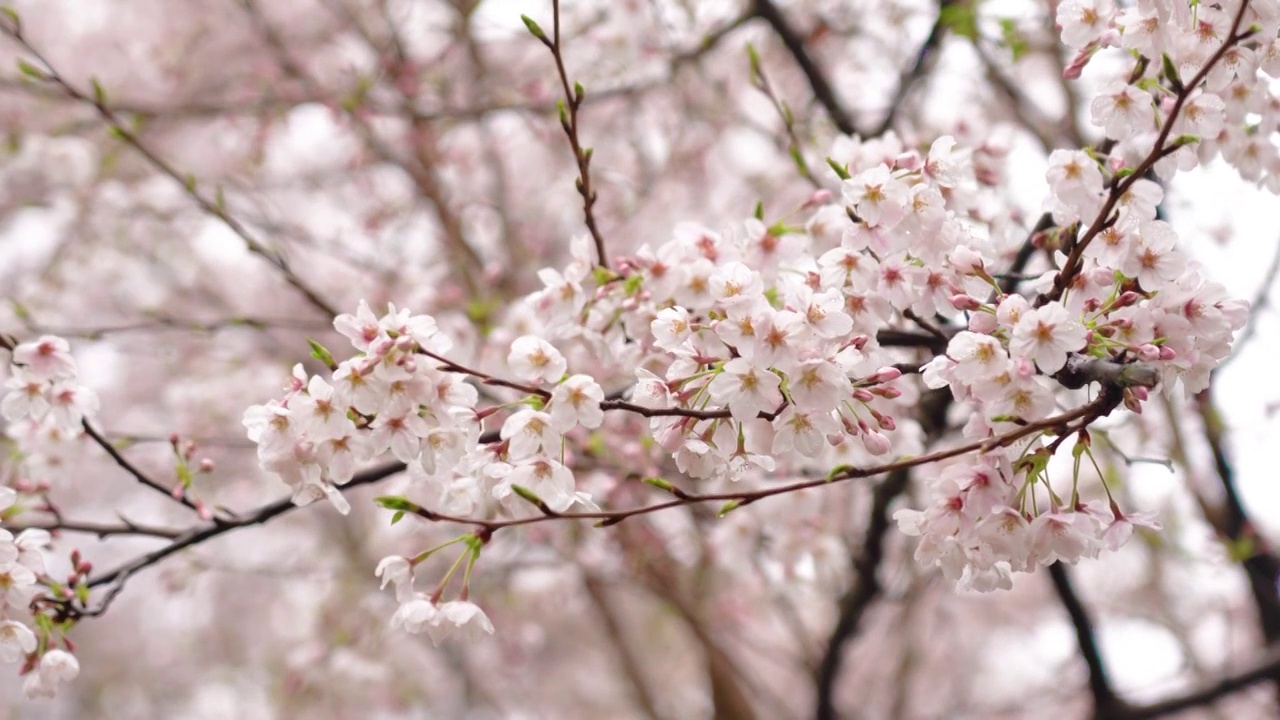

[1049,562,1129,718]
[752,0,856,136]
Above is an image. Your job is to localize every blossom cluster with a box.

[1064,0,1280,188]
[0,490,76,699]
[1,0,1271,701]
[2,336,98,465]
[892,0,1262,589]
[242,302,478,515]
[374,554,494,645]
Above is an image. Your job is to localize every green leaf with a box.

[939,1,978,40]
[176,461,193,488]
[1,7,20,34]
[374,495,418,512]
[623,273,644,296]
[753,201,764,220]
[998,18,1029,62]
[746,43,762,83]
[390,510,405,525]
[1160,53,1183,93]
[16,59,44,80]
[826,464,853,481]
[764,286,782,309]
[307,338,337,370]
[591,266,616,286]
[91,76,106,106]
[717,499,741,517]
[510,484,547,509]
[573,81,585,104]
[520,15,547,42]
[826,158,851,180]
[790,145,809,175]
[1226,535,1256,562]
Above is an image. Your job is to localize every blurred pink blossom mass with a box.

[3,0,1280,718]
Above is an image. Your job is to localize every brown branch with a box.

[581,574,663,720]
[403,392,1120,534]
[1039,1,1253,306]
[814,467,910,720]
[526,1,611,269]
[815,386,952,720]
[80,420,203,516]
[74,460,407,616]
[1195,386,1280,646]
[5,518,183,540]
[1120,644,1280,719]
[752,0,856,136]
[1050,562,1129,718]
[868,0,954,138]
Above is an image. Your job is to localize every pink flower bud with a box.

[868,366,902,383]
[198,458,215,473]
[862,431,892,456]
[1063,45,1097,79]
[853,388,874,402]
[803,189,833,208]
[871,386,902,399]
[950,294,982,311]
[1115,291,1141,308]
[1136,344,1161,361]
[894,152,922,171]
[1089,267,1116,285]
[1159,346,1176,361]
[949,246,986,274]
[969,312,998,334]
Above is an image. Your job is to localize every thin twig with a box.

[526,2,610,269]
[1039,1,1253,306]
[4,518,183,540]
[80,420,203,516]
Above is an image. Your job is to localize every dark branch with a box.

[1049,563,1129,718]
[752,0,856,136]
[815,387,952,720]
